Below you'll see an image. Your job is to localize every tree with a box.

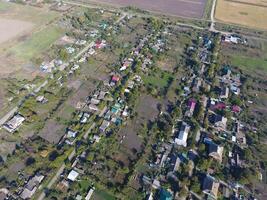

[25,157,36,166]
[49,150,59,161]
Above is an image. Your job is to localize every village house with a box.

[185,99,196,117]
[3,114,25,133]
[210,114,227,130]
[85,188,95,200]
[99,120,110,132]
[36,95,48,104]
[208,142,224,163]
[202,174,220,199]
[220,87,229,99]
[65,129,78,145]
[174,122,190,147]
[20,174,44,200]
[88,104,99,112]
[67,170,79,182]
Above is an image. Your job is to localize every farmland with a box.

[87,0,208,18]
[215,0,267,30]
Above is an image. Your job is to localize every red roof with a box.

[111,75,120,82]
[212,102,226,110]
[188,99,196,110]
[232,105,241,113]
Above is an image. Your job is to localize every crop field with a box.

[87,0,207,18]
[215,0,267,30]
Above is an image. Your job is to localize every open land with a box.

[87,0,207,18]
[215,0,267,30]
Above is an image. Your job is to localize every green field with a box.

[0,1,59,26]
[142,70,174,89]
[230,55,267,73]
[9,26,64,60]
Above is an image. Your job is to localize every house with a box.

[152,179,160,189]
[111,75,120,84]
[209,142,224,163]
[80,112,90,124]
[202,175,220,199]
[175,122,190,147]
[232,105,241,113]
[192,78,202,92]
[36,96,48,104]
[65,129,78,145]
[20,174,44,200]
[88,104,99,112]
[0,188,8,200]
[185,99,196,117]
[99,120,110,132]
[3,114,25,133]
[160,189,173,200]
[67,170,79,181]
[90,98,100,105]
[85,188,95,200]
[210,114,227,130]
[220,87,229,99]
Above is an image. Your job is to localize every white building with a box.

[175,122,190,147]
[3,114,25,133]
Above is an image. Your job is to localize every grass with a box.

[0,1,59,25]
[10,25,64,60]
[230,55,267,73]
[94,189,116,200]
[142,70,174,89]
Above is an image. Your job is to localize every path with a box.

[37,122,96,200]
[37,164,65,200]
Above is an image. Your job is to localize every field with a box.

[88,0,207,18]
[0,1,61,76]
[215,0,267,30]
[221,39,267,77]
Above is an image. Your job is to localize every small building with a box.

[209,142,224,163]
[36,96,48,104]
[185,99,196,117]
[88,104,99,112]
[220,87,229,99]
[175,122,190,147]
[202,175,220,199]
[85,188,95,200]
[99,120,110,132]
[67,170,79,182]
[3,114,25,133]
[20,174,44,199]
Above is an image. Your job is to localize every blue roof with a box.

[160,189,173,200]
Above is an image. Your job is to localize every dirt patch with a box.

[39,120,65,144]
[119,95,160,152]
[67,81,96,107]
[0,19,34,44]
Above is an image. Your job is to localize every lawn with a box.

[9,25,64,60]
[142,70,174,89]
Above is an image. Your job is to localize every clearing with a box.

[215,0,267,30]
